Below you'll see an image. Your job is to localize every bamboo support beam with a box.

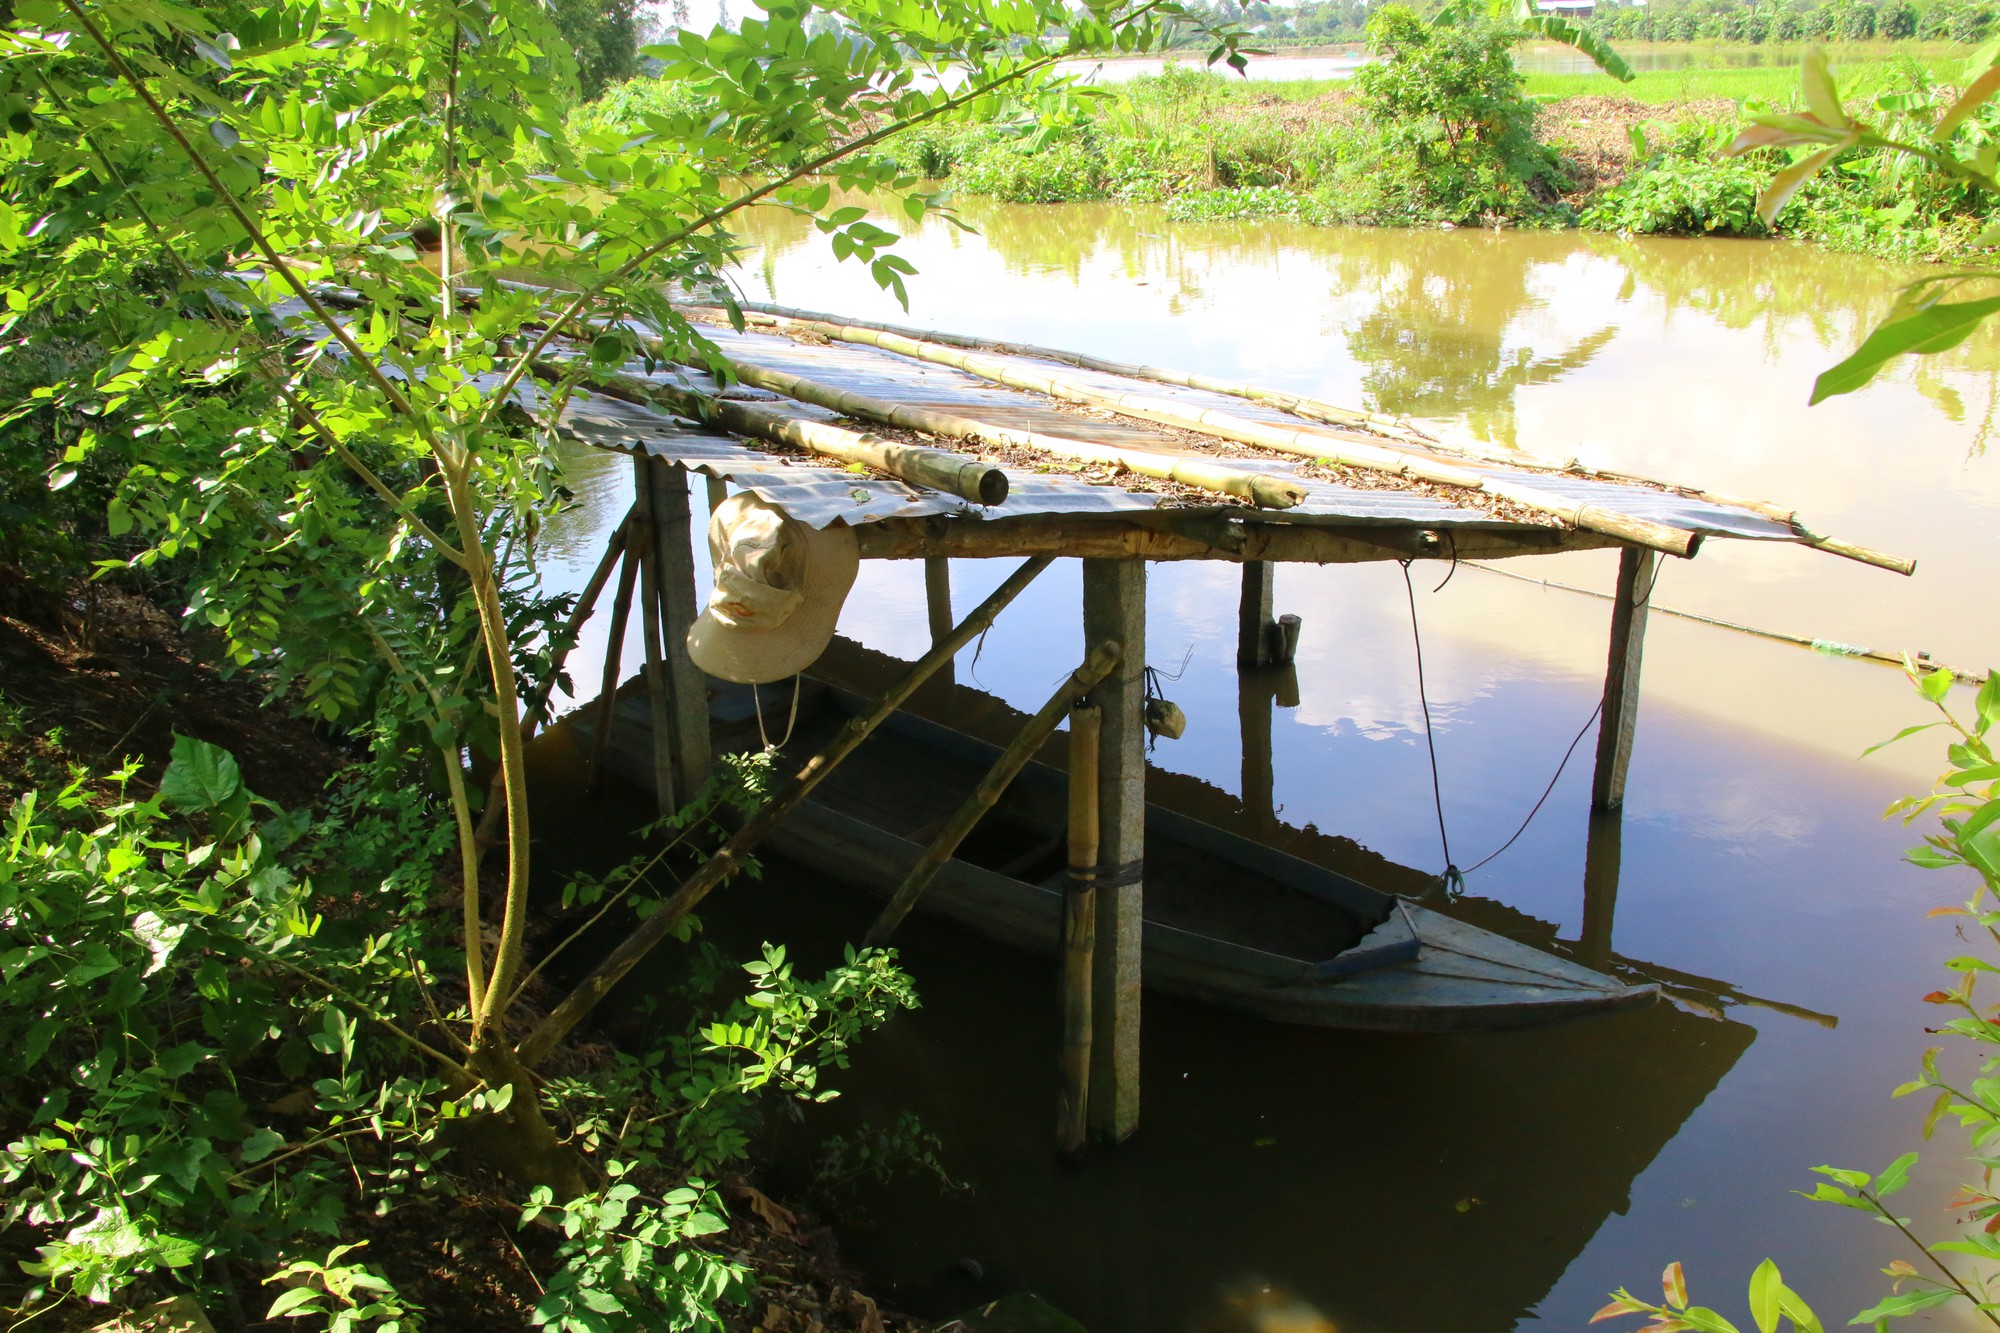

[577,366,1008,507]
[689,312,1705,558]
[518,507,631,736]
[516,555,1057,1070]
[861,640,1123,948]
[723,357,1308,510]
[1058,701,1101,1156]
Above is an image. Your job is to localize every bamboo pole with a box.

[584,521,641,794]
[1058,701,1101,1156]
[723,358,1309,511]
[686,313,1705,558]
[516,555,1058,1070]
[702,301,1914,576]
[861,640,1123,948]
[1464,560,1981,682]
[704,299,1437,447]
[552,363,1008,507]
[521,507,631,736]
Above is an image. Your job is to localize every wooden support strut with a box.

[477,507,632,847]
[860,640,1123,948]
[1058,701,1102,1156]
[1591,546,1657,812]
[515,555,1058,1070]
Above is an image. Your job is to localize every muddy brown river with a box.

[532,198,2000,1331]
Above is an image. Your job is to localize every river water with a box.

[532,200,2000,1330]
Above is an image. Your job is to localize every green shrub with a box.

[1352,5,1570,224]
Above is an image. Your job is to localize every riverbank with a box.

[0,589,923,1330]
[880,53,1994,255]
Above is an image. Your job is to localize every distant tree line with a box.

[1166,0,1995,44]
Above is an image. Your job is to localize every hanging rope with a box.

[1397,555,1665,894]
[1399,560,1461,897]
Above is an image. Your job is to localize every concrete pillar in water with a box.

[1591,545,1657,812]
[1083,557,1145,1143]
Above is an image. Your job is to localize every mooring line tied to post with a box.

[1397,558,1664,896]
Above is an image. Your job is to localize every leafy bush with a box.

[1352,5,1571,224]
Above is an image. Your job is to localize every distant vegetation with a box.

[1160,0,2000,46]
[806,19,1996,253]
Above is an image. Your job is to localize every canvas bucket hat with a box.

[685,491,860,685]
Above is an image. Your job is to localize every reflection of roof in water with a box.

[807,632,1808,1026]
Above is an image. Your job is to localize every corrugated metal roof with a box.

[693,325,1508,529]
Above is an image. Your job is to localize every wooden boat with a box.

[577,650,1657,1033]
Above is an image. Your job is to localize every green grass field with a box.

[1521,52,1967,104]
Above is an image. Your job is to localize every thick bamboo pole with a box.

[584,522,641,795]
[724,358,1308,510]
[693,313,1705,558]
[517,555,1057,1069]
[572,366,1008,507]
[861,640,1123,948]
[1058,702,1101,1157]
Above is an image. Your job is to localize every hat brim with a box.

[685,518,860,685]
